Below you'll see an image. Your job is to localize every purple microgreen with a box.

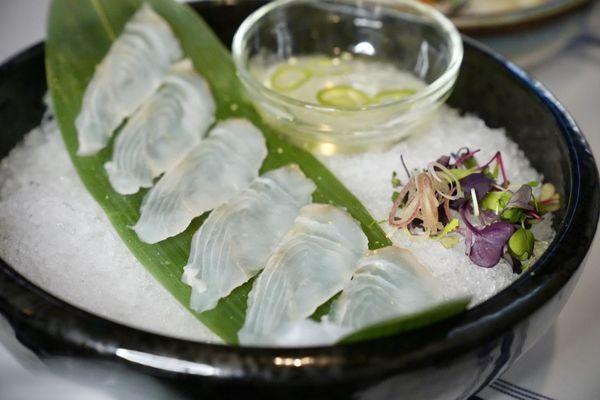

[506,185,534,211]
[388,148,558,272]
[460,204,515,268]
[480,151,509,186]
[480,209,500,225]
[455,149,480,167]
[469,222,516,268]
[452,147,470,160]
[460,173,494,201]
[450,198,466,211]
[436,155,451,168]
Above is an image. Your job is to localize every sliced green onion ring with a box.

[270,64,311,91]
[427,161,463,200]
[316,85,370,107]
[371,89,417,104]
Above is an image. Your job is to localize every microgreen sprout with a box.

[391,171,402,188]
[471,188,480,217]
[480,151,509,186]
[387,147,560,272]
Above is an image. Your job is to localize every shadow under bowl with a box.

[0,1,597,399]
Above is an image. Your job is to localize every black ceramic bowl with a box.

[0,2,598,399]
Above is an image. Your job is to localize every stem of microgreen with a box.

[455,149,480,167]
[481,151,509,186]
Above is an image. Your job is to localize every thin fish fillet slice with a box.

[182,165,316,313]
[238,204,368,346]
[330,246,443,330]
[76,4,182,155]
[271,246,444,346]
[134,118,267,244]
[105,59,215,195]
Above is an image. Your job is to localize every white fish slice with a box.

[238,204,368,346]
[330,246,443,331]
[182,165,316,313]
[105,59,215,195]
[76,4,182,155]
[267,319,351,347]
[134,118,267,244]
[270,247,446,347]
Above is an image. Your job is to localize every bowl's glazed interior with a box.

[0,1,597,400]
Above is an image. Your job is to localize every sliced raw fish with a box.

[182,165,316,312]
[134,119,267,244]
[238,204,368,346]
[76,4,182,155]
[105,59,215,194]
[330,246,443,330]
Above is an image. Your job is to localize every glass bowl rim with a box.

[232,0,464,112]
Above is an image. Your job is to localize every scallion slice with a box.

[270,64,311,91]
[316,85,370,107]
[371,89,416,104]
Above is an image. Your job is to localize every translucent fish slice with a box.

[134,118,267,244]
[238,204,368,346]
[182,165,316,313]
[330,246,443,330]
[75,4,182,155]
[105,59,215,195]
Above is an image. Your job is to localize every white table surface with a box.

[0,1,598,399]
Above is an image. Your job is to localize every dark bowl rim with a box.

[0,34,598,383]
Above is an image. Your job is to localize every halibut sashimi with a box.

[105,59,215,194]
[330,246,443,330]
[134,119,267,243]
[182,165,316,312]
[238,204,368,345]
[76,4,182,155]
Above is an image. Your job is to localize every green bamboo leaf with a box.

[46,0,391,344]
[338,297,471,344]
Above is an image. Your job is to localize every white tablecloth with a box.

[0,1,598,399]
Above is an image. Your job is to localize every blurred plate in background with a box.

[423,0,593,33]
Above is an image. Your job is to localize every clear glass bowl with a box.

[232,0,463,153]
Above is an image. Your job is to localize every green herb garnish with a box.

[387,147,560,272]
[391,171,402,188]
[508,228,535,261]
